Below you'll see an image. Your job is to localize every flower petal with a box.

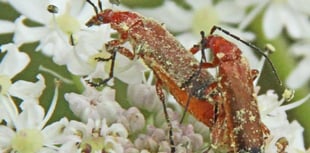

[290,41,310,57]
[114,60,146,85]
[65,51,93,75]
[127,83,161,112]
[0,126,15,148]
[0,20,15,34]
[0,95,19,127]
[118,107,145,133]
[286,58,310,89]
[9,74,46,102]
[216,1,245,24]
[265,121,306,152]
[65,86,123,123]
[42,118,69,145]
[134,1,192,32]
[288,0,310,15]
[281,6,307,39]
[8,0,51,24]
[15,102,45,130]
[263,4,283,39]
[0,43,30,78]
[288,121,306,151]
[13,16,48,45]
[106,123,128,138]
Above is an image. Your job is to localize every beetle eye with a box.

[98,16,104,22]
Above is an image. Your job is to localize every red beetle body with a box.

[201,35,268,152]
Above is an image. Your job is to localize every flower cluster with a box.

[0,0,309,153]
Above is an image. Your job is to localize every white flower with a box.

[129,0,250,37]
[286,39,310,89]
[8,75,46,103]
[127,72,162,112]
[0,20,15,34]
[134,125,170,152]
[262,0,310,39]
[0,43,30,80]
[88,51,147,85]
[7,0,113,75]
[65,84,123,124]
[127,83,162,112]
[60,119,129,153]
[134,122,205,153]
[117,107,145,133]
[0,74,68,153]
[258,90,310,152]
[127,1,191,32]
[265,121,306,153]
[0,43,30,122]
[132,0,245,33]
[112,56,147,85]
[173,123,204,152]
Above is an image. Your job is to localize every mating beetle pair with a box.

[85,1,283,152]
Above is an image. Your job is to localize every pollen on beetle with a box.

[249,114,256,122]
[120,23,130,31]
[216,52,225,59]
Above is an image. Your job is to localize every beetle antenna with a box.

[86,0,99,16]
[98,0,103,12]
[200,31,207,64]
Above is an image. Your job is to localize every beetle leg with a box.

[251,69,259,81]
[179,93,192,124]
[87,39,135,87]
[87,46,118,87]
[106,40,135,60]
[189,44,200,54]
[155,80,176,153]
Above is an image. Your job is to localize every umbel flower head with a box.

[0,75,68,153]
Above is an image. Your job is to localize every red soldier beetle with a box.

[191,26,282,152]
[85,1,217,152]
